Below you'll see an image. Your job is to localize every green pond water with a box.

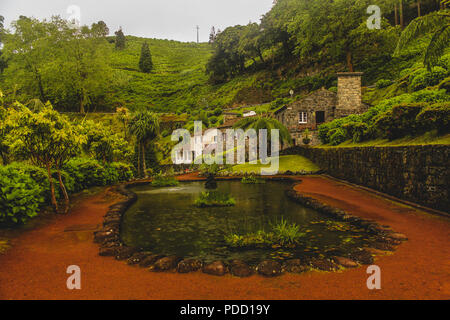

[121,181,376,265]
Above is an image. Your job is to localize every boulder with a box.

[152,256,181,271]
[115,246,138,260]
[332,256,358,268]
[257,260,282,277]
[387,233,408,241]
[203,261,227,276]
[349,248,374,265]
[309,258,338,271]
[283,259,309,273]
[139,254,165,268]
[230,260,253,277]
[99,246,117,257]
[127,252,152,265]
[177,259,203,273]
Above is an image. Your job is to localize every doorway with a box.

[316,111,325,125]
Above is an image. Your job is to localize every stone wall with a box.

[283,145,449,213]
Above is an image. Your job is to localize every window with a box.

[299,112,308,124]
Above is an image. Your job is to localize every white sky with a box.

[0,0,275,42]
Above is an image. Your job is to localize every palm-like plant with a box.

[233,116,292,149]
[395,6,450,70]
[128,111,160,177]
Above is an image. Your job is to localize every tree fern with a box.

[395,8,450,70]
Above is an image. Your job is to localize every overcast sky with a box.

[0,0,274,42]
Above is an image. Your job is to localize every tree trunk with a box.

[417,1,421,17]
[136,142,141,177]
[399,0,404,29]
[0,152,9,165]
[46,162,58,212]
[395,4,399,26]
[142,142,147,177]
[56,168,69,214]
[346,51,354,72]
[79,99,85,114]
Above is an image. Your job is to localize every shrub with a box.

[194,191,235,207]
[213,107,223,116]
[409,67,448,91]
[151,172,179,187]
[63,158,109,191]
[416,102,450,134]
[372,103,426,140]
[376,79,393,89]
[0,166,44,225]
[328,127,347,146]
[109,162,134,181]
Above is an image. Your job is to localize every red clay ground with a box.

[0,175,449,300]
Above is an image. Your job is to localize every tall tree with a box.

[209,26,216,43]
[0,15,6,73]
[128,111,160,177]
[138,42,153,73]
[115,27,126,50]
[5,102,85,212]
[91,21,109,37]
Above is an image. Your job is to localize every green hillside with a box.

[107,37,213,112]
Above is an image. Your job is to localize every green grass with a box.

[319,132,450,148]
[194,191,236,207]
[230,155,320,174]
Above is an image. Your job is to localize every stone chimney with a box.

[336,72,363,117]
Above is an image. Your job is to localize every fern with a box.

[395,9,450,71]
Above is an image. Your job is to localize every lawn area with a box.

[230,155,320,174]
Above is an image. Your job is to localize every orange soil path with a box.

[0,175,449,300]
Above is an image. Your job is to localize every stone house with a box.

[273,72,369,146]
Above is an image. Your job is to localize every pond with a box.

[121,181,377,265]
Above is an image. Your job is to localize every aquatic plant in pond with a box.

[194,191,236,207]
[225,218,306,248]
[241,175,265,184]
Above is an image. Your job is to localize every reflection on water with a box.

[121,181,375,264]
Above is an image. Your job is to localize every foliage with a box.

[129,110,160,177]
[409,66,448,90]
[416,102,450,134]
[241,175,265,184]
[5,102,85,210]
[225,218,306,248]
[0,166,44,225]
[318,89,450,145]
[81,120,132,163]
[376,79,393,89]
[2,16,114,113]
[194,191,236,207]
[63,158,133,192]
[395,9,450,70]
[233,116,292,148]
[115,28,126,50]
[139,42,153,73]
[151,171,179,187]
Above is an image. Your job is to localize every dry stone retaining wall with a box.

[283,145,449,213]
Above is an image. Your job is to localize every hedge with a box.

[0,159,135,226]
